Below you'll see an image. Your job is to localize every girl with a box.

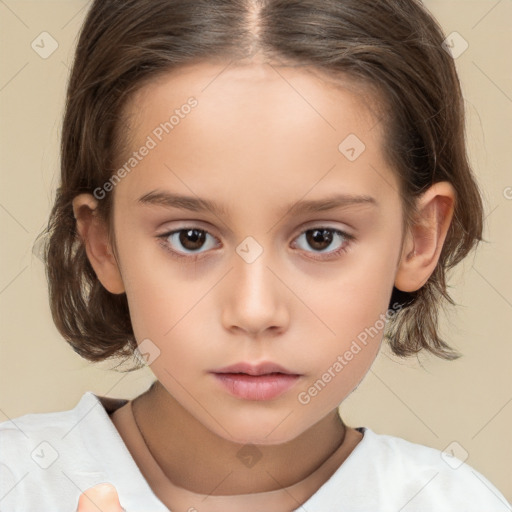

[1,0,510,510]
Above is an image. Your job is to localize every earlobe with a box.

[394,182,455,293]
[72,193,125,295]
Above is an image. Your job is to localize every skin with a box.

[76,484,123,512]
[73,61,455,506]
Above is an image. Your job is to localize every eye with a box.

[292,227,355,260]
[156,225,355,261]
[157,227,219,259]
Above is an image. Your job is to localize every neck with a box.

[132,381,349,496]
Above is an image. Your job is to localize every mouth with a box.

[210,362,302,401]
[211,361,300,376]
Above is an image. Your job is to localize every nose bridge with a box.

[222,240,288,334]
[232,242,277,308]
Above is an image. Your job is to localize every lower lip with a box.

[212,373,301,401]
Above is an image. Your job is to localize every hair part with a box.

[37,0,485,370]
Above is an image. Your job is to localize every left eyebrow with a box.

[281,193,378,217]
[136,190,378,218]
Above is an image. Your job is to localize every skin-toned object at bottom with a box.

[76,483,125,512]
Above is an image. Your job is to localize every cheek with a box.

[296,312,384,414]
[305,247,398,342]
[116,234,189,329]
[125,274,196,342]
[295,239,399,399]
[122,249,182,340]
[121,252,217,370]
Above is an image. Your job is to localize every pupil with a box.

[307,229,333,250]
[177,229,334,253]
[180,229,205,250]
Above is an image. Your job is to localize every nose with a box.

[221,249,290,337]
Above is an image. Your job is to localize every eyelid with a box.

[156,221,354,244]
[158,226,221,249]
[291,226,355,256]
[156,228,220,262]
[293,220,355,238]
[157,222,356,262]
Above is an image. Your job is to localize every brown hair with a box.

[36,0,484,370]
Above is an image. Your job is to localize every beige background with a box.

[1,0,511,504]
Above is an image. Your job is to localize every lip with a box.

[212,373,301,401]
[210,361,302,401]
[211,361,298,376]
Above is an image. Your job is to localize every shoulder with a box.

[0,392,116,509]
[0,397,86,469]
[355,428,511,511]
[0,392,102,455]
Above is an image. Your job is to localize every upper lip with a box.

[211,362,300,376]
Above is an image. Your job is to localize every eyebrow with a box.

[137,190,378,218]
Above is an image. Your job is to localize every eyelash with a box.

[156,226,356,262]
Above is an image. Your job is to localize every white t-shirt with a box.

[0,391,510,511]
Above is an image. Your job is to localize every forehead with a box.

[115,61,397,214]
[126,61,380,139]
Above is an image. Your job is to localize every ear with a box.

[72,194,125,294]
[394,181,456,292]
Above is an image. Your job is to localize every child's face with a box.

[107,62,405,444]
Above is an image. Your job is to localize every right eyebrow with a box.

[137,190,229,217]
